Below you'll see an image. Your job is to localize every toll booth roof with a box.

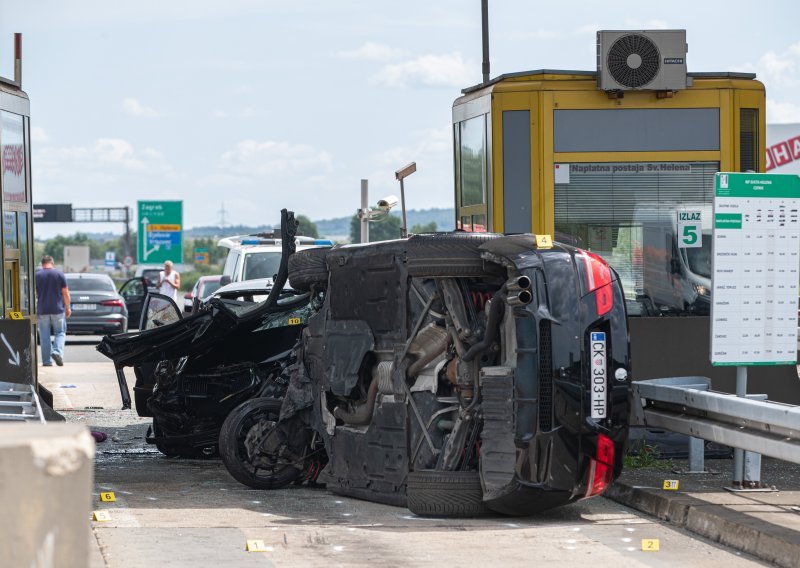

[461,69,758,94]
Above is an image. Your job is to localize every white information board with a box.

[711,172,800,366]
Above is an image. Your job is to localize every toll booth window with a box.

[19,212,29,314]
[554,161,719,317]
[1,111,26,203]
[3,212,17,249]
[459,115,487,207]
[740,109,758,172]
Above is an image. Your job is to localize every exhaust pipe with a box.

[506,275,531,293]
[507,289,533,306]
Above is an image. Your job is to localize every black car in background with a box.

[66,273,129,334]
[219,229,632,517]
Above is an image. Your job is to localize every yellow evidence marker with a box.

[662,480,680,490]
[246,540,269,552]
[9,311,22,319]
[535,234,554,249]
[287,317,302,325]
[641,539,660,552]
[92,511,112,522]
[100,492,116,502]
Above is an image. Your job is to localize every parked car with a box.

[183,275,223,313]
[218,233,333,286]
[218,228,632,517]
[65,273,129,334]
[97,211,314,458]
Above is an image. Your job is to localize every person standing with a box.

[35,255,70,367]
[157,260,181,302]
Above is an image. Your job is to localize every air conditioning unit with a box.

[597,30,688,91]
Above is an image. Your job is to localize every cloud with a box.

[121,98,160,118]
[31,126,49,143]
[37,138,169,173]
[373,126,451,167]
[370,52,475,88]
[768,99,800,123]
[333,42,405,61]
[575,24,600,36]
[218,140,333,177]
[734,42,800,87]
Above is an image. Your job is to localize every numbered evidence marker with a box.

[287,317,302,326]
[9,311,22,320]
[641,539,660,552]
[92,510,112,522]
[100,492,116,502]
[662,479,680,491]
[246,540,271,552]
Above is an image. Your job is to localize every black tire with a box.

[406,469,488,517]
[151,418,211,459]
[406,233,502,277]
[288,247,330,291]
[219,397,303,490]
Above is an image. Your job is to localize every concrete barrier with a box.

[0,423,94,567]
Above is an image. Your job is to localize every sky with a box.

[2,0,800,237]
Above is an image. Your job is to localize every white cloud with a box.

[734,42,800,87]
[31,126,49,143]
[575,23,600,36]
[219,140,333,177]
[37,138,169,172]
[121,97,160,118]
[768,99,800,123]
[374,126,451,167]
[333,42,405,61]
[370,52,475,88]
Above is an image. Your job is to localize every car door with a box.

[118,277,148,328]
[131,293,184,416]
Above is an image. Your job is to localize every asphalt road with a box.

[43,337,767,567]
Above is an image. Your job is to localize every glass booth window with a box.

[459,115,487,207]
[19,212,29,314]
[740,109,758,172]
[1,111,26,203]
[554,162,719,317]
[3,212,17,249]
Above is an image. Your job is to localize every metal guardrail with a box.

[630,376,800,476]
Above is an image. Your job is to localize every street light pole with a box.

[394,162,416,239]
[360,179,369,243]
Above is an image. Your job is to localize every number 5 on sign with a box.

[677,210,702,249]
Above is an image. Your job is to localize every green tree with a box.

[296,215,319,238]
[43,233,104,263]
[349,214,403,243]
[410,221,437,234]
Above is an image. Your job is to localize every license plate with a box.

[590,332,607,419]
[72,303,97,311]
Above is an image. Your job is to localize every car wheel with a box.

[151,418,213,459]
[406,233,502,277]
[406,469,488,517]
[219,397,303,490]
[288,247,330,291]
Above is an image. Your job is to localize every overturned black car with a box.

[218,229,632,516]
[97,211,315,457]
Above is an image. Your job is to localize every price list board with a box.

[711,172,800,366]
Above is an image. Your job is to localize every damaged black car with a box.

[97,210,317,457]
[218,229,632,516]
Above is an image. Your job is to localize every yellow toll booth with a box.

[452,56,799,403]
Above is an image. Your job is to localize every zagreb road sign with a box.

[137,201,183,264]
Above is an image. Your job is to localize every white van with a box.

[218,233,333,286]
[635,203,712,314]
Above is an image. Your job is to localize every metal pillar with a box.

[399,178,407,239]
[360,179,369,244]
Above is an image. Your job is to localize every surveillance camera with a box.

[376,195,399,212]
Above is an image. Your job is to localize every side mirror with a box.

[220,275,231,287]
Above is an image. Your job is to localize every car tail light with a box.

[580,251,613,316]
[584,433,615,498]
[101,299,124,308]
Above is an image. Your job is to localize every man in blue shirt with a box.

[35,255,71,366]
